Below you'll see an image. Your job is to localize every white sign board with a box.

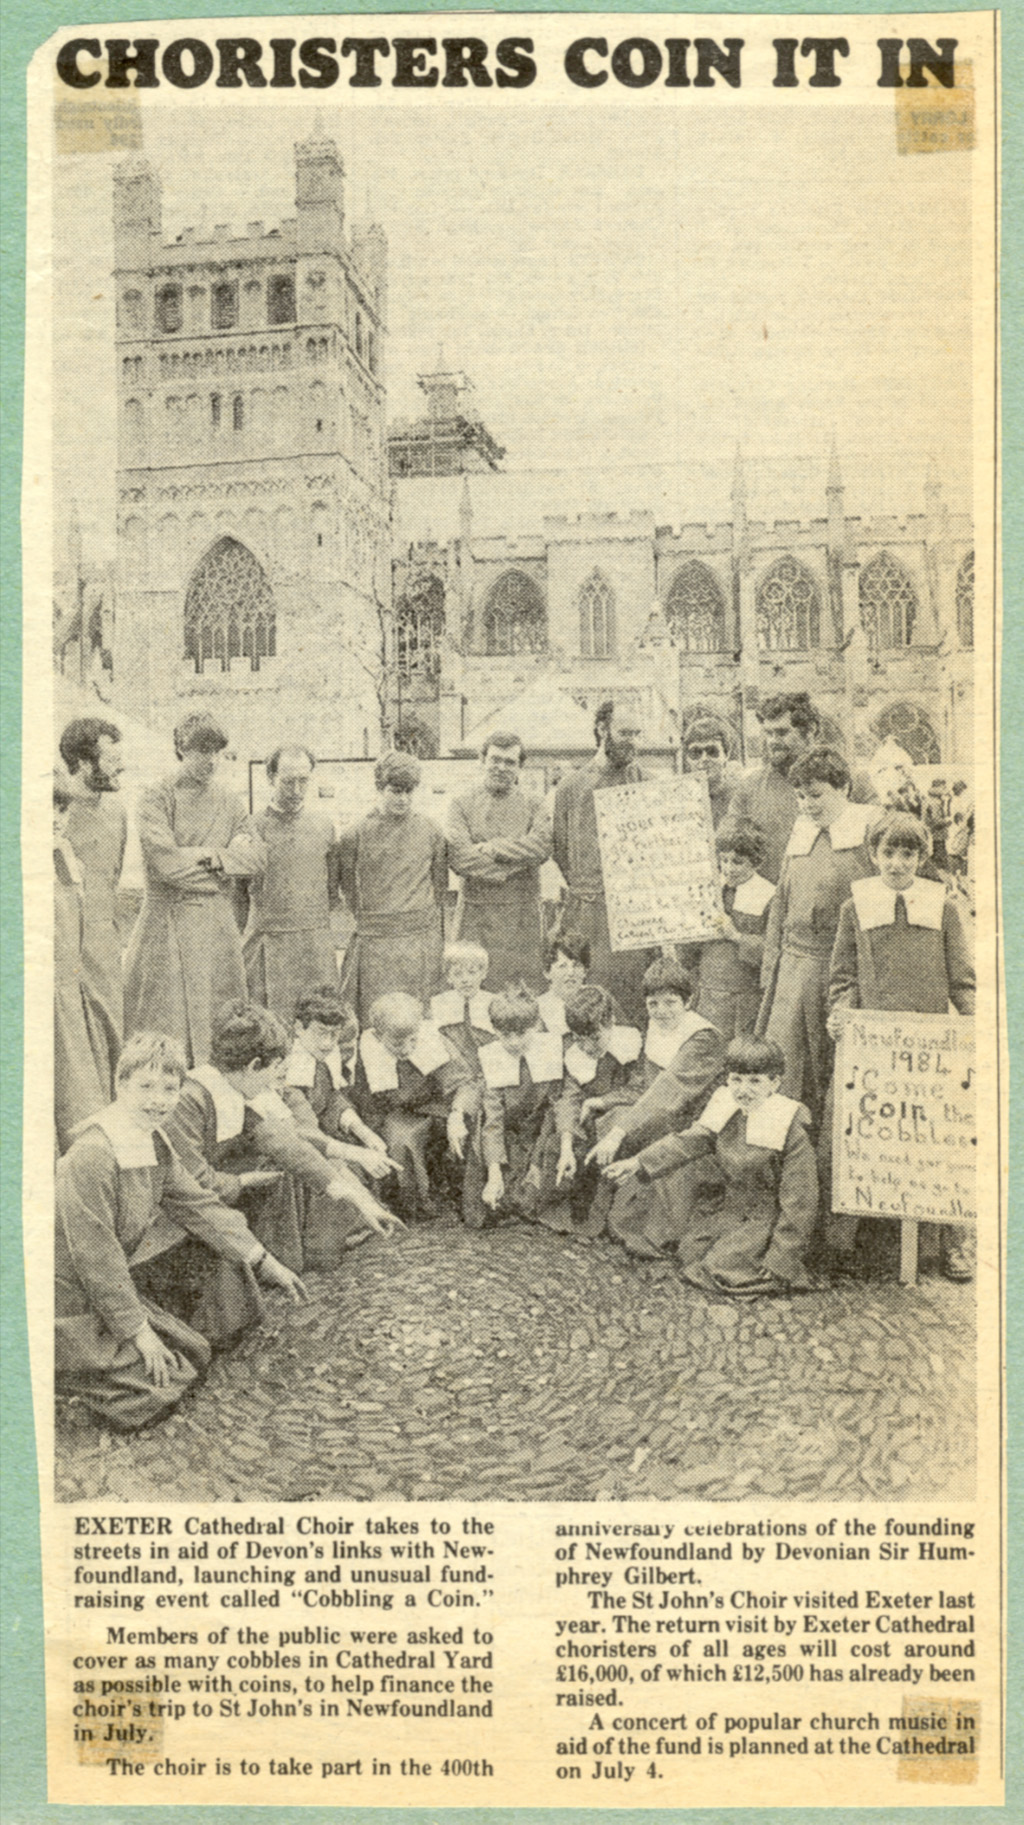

[832,1010,976,1224]
[594,773,722,951]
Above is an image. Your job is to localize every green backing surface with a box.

[1,0,1019,1817]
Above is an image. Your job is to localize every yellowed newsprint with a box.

[23,11,1004,1808]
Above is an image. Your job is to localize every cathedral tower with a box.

[112,135,390,763]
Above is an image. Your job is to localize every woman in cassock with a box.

[337,752,448,1025]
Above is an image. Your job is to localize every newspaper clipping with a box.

[22,9,1004,1808]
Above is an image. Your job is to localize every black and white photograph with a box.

[42,39,987,1517]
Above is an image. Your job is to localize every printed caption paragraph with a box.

[51,1502,994,1803]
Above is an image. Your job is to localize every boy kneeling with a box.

[168,1002,399,1274]
[55,1033,304,1432]
[354,992,479,1220]
[603,1037,817,1293]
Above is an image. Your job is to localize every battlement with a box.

[542,509,654,540]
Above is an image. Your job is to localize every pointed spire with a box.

[827,434,843,495]
[924,454,942,505]
[459,474,473,542]
[731,443,747,514]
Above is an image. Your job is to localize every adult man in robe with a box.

[447,731,552,991]
[124,712,261,1067]
[726,692,822,883]
[59,716,127,1084]
[551,699,655,1026]
[337,751,448,1024]
[243,745,340,1025]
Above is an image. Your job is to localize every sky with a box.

[50,98,974,560]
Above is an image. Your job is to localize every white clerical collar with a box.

[537,990,568,1036]
[285,1042,348,1091]
[731,872,775,918]
[55,835,83,887]
[90,1102,161,1168]
[644,1010,712,1071]
[479,1030,564,1089]
[431,989,496,1034]
[786,803,872,858]
[852,875,946,932]
[360,1022,451,1095]
[699,1085,801,1151]
[190,1063,246,1143]
[563,1028,640,1087]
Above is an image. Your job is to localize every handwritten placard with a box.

[594,774,722,951]
[833,1011,976,1224]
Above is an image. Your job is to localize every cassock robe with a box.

[590,1013,727,1242]
[167,1067,364,1273]
[619,1087,818,1290]
[758,805,874,1120]
[447,784,551,990]
[243,804,341,1026]
[337,811,447,1024]
[352,1025,477,1216]
[55,1105,263,1430]
[729,763,875,885]
[530,1025,644,1233]
[65,787,127,1076]
[690,872,775,1038]
[124,774,261,1066]
[826,876,975,1259]
[54,839,115,1152]
[551,757,655,1025]
[462,1030,564,1228]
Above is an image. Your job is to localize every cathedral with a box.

[390,377,975,775]
[62,132,974,786]
[108,131,390,763]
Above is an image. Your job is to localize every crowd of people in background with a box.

[52,691,976,1430]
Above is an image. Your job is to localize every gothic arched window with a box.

[267,274,295,325]
[184,537,276,675]
[397,576,446,684]
[956,550,974,651]
[121,289,144,337]
[756,554,822,651]
[482,570,547,656]
[155,284,182,335]
[578,570,615,658]
[871,701,941,766]
[232,394,244,432]
[665,560,728,653]
[211,281,238,332]
[859,550,918,650]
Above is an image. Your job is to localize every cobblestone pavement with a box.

[55,1221,975,1505]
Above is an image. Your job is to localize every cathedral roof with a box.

[393,452,970,551]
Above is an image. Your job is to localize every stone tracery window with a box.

[578,570,615,658]
[859,550,918,650]
[184,536,275,675]
[871,701,941,766]
[956,550,974,650]
[665,559,727,652]
[756,554,822,651]
[396,576,445,684]
[482,569,547,656]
